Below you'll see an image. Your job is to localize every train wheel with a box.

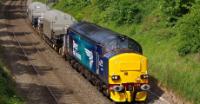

[87,72,92,81]
[79,66,84,75]
[55,46,59,52]
[75,63,80,70]
[58,47,62,55]
[65,55,70,61]
[58,47,64,57]
[52,44,55,48]
[77,65,81,72]
[72,62,78,69]
[90,75,95,85]
[42,34,46,40]
[70,59,76,65]
[96,82,103,92]
[93,78,99,86]
[84,70,90,80]
[82,69,87,78]
[102,85,109,97]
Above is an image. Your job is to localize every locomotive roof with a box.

[70,21,140,46]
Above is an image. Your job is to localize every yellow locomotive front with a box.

[108,53,150,102]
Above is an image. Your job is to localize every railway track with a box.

[5,1,58,103]
[12,31,59,104]
[5,0,84,104]
[12,30,84,104]
[12,29,85,103]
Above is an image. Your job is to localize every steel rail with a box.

[11,31,59,104]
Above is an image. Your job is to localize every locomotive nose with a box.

[108,53,149,102]
[109,53,148,84]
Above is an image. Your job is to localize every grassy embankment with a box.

[34,0,200,103]
[0,47,23,104]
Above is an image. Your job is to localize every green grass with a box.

[35,0,200,103]
[0,47,23,104]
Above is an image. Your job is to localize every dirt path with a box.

[0,0,188,104]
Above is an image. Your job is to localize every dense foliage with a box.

[161,0,200,55]
[64,0,91,8]
[177,5,200,56]
[96,0,113,10]
[161,0,194,23]
[94,0,159,25]
[103,0,143,24]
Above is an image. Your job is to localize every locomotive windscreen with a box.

[104,36,143,54]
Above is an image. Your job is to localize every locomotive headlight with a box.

[141,84,150,91]
[111,75,120,80]
[140,74,149,79]
[111,85,124,92]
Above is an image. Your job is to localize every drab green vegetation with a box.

[0,0,3,4]
[35,0,200,103]
[0,48,23,104]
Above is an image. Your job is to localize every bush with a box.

[177,5,200,56]
[96,0,113,10]
[161,0,194,23]
[104,0,143,25]
[65,0,91,8]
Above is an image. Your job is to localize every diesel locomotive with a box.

[63,22,150,102]
[27,2,150,103]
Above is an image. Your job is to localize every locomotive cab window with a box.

[104,36,142,54]
[105,39,117,52]
[127,38,143,54]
